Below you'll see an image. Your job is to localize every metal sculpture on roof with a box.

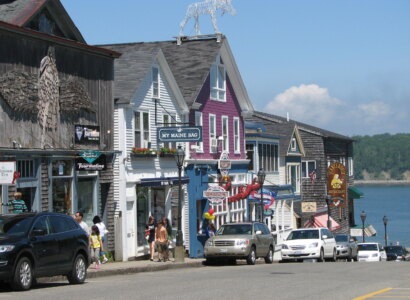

[179,0,236,36]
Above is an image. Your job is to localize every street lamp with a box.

[174,145,185,262]
[325,195,332,230]
[360,211,367,243]
[383,216,388,247]
[257,168,266,223]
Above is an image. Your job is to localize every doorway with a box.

[77,177,97,225]
[136,186,148,249]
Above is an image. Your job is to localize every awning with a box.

[348,186,364,199]
[304,214,341,231]
[138,176,189,187]
[350,225,377,237]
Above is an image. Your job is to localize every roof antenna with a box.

[287,112,289,122]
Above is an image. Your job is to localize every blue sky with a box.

[61,0,410,136]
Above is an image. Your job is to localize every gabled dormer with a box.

[287,126,305,156]
[0,0,86,43]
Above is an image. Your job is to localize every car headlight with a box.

[0,245,15,253]
[372,253,378,257]
[282,244,289,249]
[308,242,318,248]
[236,240,250,246]
[206,240,213,246]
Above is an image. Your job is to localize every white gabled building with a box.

[102,43,189,261]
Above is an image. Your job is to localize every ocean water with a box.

[354,185,410,246]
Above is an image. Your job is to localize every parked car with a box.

[281,228,337,262]
[384,245,410,261]
[0,212,90,290]
[357,243,387,262]
[335,234,358,261]
[204,222,275,265]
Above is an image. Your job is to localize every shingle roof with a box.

[100,37,222,106]
[0,0,41,25]
[246,115,297,157]
[253,111,353,141]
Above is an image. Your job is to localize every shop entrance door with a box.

[136,186,148,250]
[151,187,165,221]
[126,201,136,257]
[77,177,97,225]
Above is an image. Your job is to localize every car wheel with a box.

[264,246,274,264]
[67,254,87,284]
[318,248,325,262]
[11,257,33,291]
[331,249,337,262]
[246,247,256,265]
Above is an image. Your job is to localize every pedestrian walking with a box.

[90,225,103,270]
[75,211,90,236]
[145,216,156,261]
[162,217,173,259]
[93,215,109,264]
[205,222,216,239]
[155,220,169,262]
[0,192,28,213]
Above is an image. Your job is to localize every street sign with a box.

[203,185,228,205]
[157,126,202,142]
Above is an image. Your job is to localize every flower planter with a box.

[159,152,175,158]
[131,153,157,158]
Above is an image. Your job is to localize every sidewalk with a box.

[37,258,205,283]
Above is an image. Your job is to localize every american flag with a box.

[309,169,317,184]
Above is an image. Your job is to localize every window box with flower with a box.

[131,147,157,157]
[159,147,177,157]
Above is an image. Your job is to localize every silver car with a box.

[204,222,275,265]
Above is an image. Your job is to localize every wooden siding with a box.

[0,30,114,151]
[189,74,245,160]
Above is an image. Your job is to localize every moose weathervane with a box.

[179,0,236,36]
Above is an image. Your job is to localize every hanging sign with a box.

[75,153,106,171]
[0,161,18,185]
[302,202,317,213]
[203,185,228,205]
[327,162,347,207]
[249,190,275,209]
[157,126,202,142]
[75,125,100,143]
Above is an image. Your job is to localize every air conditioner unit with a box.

[211,138,218,148]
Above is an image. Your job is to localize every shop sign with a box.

[327,162,347,207]
[218,151,231,170]
[75,125,100,143]
[157,126,202,142]
[264,209,274,217]
[203,185,228,205]
[75,153,106,171]
[0,161,17,185]
[302,202,317,213]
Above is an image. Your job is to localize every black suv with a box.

[0,212,89,290]
[385,245,409,261]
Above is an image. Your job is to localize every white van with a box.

[281,228,337,262]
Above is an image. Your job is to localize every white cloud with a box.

[265,84,345,126]
[356,101,392,123]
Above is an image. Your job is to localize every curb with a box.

[37,260,205,283]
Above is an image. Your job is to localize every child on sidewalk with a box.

[90,225,103,270]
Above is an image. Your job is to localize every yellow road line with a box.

[353,288,393,300]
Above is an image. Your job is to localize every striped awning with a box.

[304,214,341,231]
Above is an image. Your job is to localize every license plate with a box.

[219,248,228,253]
[294,251,302,255]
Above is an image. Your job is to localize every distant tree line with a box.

[352,133,410,180]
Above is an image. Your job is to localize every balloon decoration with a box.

[204,209,215,220]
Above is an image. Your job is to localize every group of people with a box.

[146,216,173,262]
[74,212,109,270]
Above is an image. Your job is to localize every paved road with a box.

[1,261,409,300]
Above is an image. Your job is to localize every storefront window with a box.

[77,177,96,225]
[52,178,72,214]
[151,188,165,221]
[52,160,73,176]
